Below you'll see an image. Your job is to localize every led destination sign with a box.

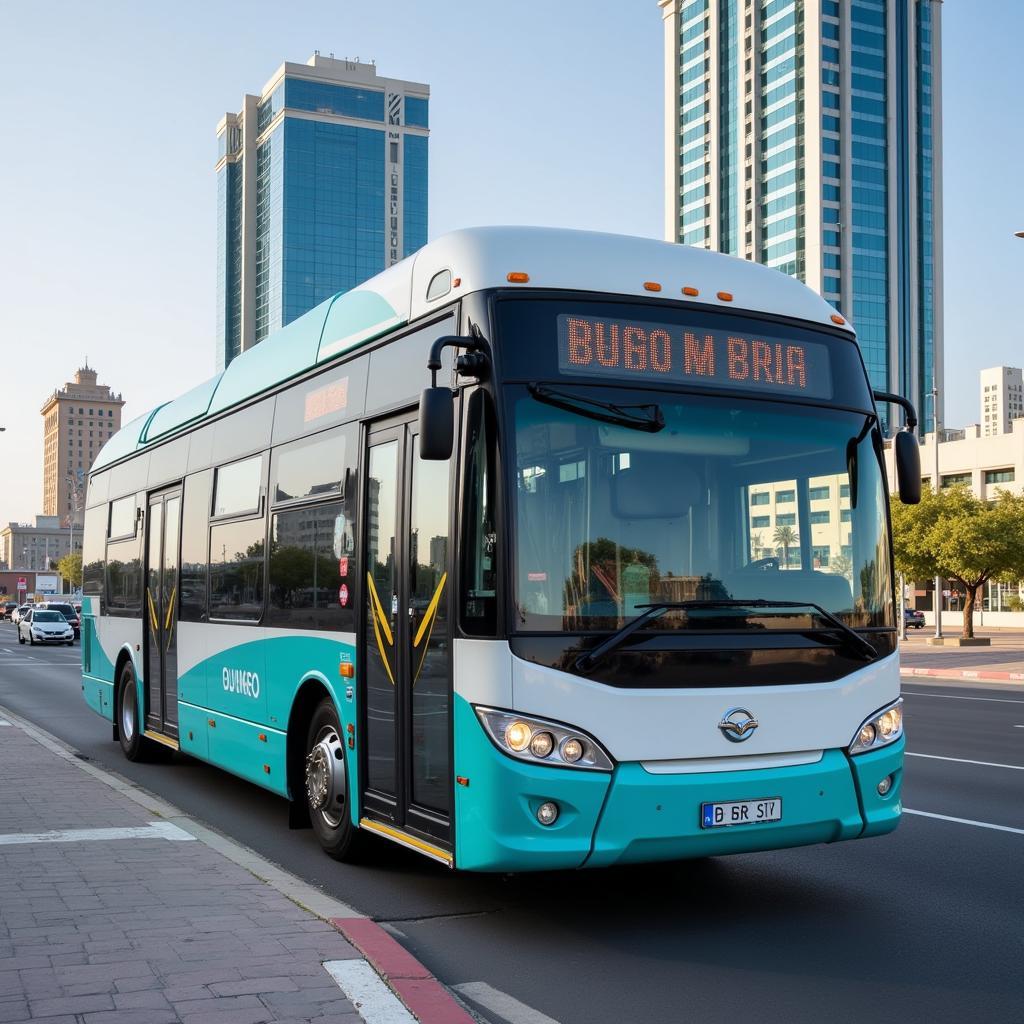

[557,314,833,400]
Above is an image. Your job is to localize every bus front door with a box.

[144,489,181,740]
[362,415,452,852]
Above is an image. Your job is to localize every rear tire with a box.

[117,661,150,761]
[305,697,368,862]
[18,632,24,645]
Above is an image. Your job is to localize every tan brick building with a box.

[41,365,124,523]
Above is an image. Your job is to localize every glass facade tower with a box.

[216,56,430,370]
[660,0,942,431]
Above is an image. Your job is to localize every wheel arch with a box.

[111,645,139,742]
[286,673,346,826]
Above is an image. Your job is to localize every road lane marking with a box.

[901,691,1024,704]
[904,809,1024,836]
[0,719,10,726]
[906,752,1024,771]
[454,982,562,1024]
[0,821,195,845]
[323,959,416,1023]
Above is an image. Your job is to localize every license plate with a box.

[701,798,782,829]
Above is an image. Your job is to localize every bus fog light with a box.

[561,738,584,763]
[505,721,532,752]
[536,801,559,826]
[877,775,892,796]
[530,732,554,758]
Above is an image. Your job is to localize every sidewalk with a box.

[899,631,1024,683]
[0,707,474,1024]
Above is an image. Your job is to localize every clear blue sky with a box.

[1,0,1021,524]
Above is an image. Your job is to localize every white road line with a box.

[904,809,1024,836]
[454,982,562,1024]
[906,752,1024,771]
[901,691,1024,704]
[0,718,10,726]
[323,960,416,1024]
[0,821,195,846]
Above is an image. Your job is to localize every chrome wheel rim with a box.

[121,678,136,742]
[306,724,346,829]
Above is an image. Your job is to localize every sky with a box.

[1,0,1022,525]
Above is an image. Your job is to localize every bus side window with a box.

[180,470,212,623]
[461,389,497,636]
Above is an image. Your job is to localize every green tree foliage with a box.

[57,553,82,589]
[890,487,1024,638]
[772,525,798,568]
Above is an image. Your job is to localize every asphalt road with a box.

[0,619,1021,1024]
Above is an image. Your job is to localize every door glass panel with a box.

[365,440,399,798]
[145,500,162,727]
[163,496,180,729]
[408,437,451,814]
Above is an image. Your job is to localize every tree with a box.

[772,525,799,568]
[830,553,853,581]
[890,487,1024,638]
[57,553,82,591]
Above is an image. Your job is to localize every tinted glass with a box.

[82,505,105,596]
[496,299,873,412]
[34,611,63,622]
[180,470,211,622]
[209,519,265,621]
[106,538,142,614]
[267,501,353,631]
[214,455,263,517]
[109,496,136,539]
[460,391,498,636]
[365,316,455,412]
[271,429,346,505]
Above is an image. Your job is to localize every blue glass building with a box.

[660,0,942,432]
[216,56,430,370]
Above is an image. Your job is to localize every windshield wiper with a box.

[574,598,877,672]
[528,384,664,433]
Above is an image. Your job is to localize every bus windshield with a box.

[508,383,893,633]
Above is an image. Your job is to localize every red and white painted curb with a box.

[901,667,1024,682]
[331,917,476,1024]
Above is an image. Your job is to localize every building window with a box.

[752,515,771,528]
[985,469,1014,484]
[808,486,830,500]
[776,513,796,527]
[775,489,795,504]
[810,510,831,524]
[941,473,972,489]
[750,492,770,505]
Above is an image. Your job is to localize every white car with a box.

[18,608,75,646]
[11,605,31,626]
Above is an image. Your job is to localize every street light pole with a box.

[931,377,943,639]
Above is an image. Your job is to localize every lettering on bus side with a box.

[222,667,261,699]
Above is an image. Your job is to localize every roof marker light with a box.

[717,291,733,302]
[831,313,846,325]
[507,272,530,283]
[643,281,662,292]
[452,277,461,287]
[682,286,699,297]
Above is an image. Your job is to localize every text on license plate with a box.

[701,798,782,828]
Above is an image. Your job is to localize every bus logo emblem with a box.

[718,707,758,743]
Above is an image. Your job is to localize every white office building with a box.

[980,365,1024,437]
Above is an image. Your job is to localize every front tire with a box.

[305,698,367,862]
[117,661,149,761]
[18,632,24,645]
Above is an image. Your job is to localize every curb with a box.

[0,703,473,1024]
[900,667,1024,682]
[330,918,477,1024]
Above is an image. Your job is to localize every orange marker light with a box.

[457,776,471,787]
[258,733,267,743]
[831,313,846,325]
[717,291,733,302]
[263,765,271,774]
[339,662,354,678]
[643,281,662,292]
[682,286,700,297]
[507,272,530,283]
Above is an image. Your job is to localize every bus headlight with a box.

[849,699,903,755]
[475,707,614,771]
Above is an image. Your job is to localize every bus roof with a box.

[93,226,851,471]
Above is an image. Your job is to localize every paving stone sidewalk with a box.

[0,711,364,1024]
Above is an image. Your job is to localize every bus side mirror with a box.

[419,387,454,460]
[894,430,921,504]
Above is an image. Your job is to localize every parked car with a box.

[903,607,925,629]
[2,602,17,620]
[11,605,31,626]
[37,601,80,640]
[18,609,75,646]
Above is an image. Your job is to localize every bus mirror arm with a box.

[426,335,489,385]
[421,336,487,461]
[872,390,921,505]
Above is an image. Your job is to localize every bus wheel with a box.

[305,698,366,861]
[117,662,147,761]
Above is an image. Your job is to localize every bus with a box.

[80,227,921,871]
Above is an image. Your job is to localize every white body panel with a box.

[455,639,898,766]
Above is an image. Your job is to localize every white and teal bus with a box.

[81,227,920,871]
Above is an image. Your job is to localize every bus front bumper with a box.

[454,698,903,871]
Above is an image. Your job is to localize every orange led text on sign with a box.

[304,377,349,423]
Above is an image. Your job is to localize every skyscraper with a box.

[660,0,942,430]
[216,54,430,370]
[980,366,1024,437]
[40,365,124,523]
